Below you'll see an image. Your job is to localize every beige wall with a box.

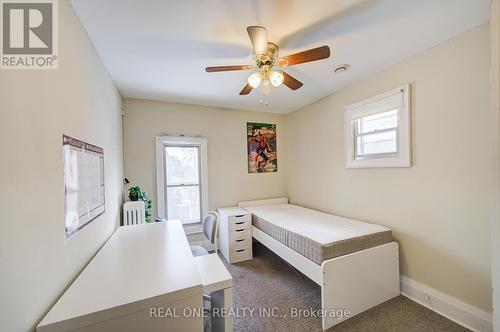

[286,24,492,311]
[490,0,500,329]
[123,98,287,213]
[0,1,123,331]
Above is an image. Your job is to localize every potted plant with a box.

[128,186,152,223]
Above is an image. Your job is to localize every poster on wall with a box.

[247,122,277,173]
[63,135,105,239]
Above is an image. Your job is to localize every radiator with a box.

[123,201,146,226]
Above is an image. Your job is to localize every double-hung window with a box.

[345,84,411,168]
[155,136,208,226]
[355,109,398,158]
[165,145,201,224]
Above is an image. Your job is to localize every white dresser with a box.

[218,207,252,263]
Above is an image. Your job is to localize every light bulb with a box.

[269,70,284,87]
[247,72,262,88]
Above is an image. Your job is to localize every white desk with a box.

[38,221,203,332]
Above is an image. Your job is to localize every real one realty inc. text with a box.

[149,307,351,319]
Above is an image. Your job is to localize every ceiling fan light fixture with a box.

[206,26,330,96]
[269,70,284,87]
[248,72,262,88]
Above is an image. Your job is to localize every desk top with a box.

[194,253,232,294]
[38,221,203,331]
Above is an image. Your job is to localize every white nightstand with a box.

[217,207,252,264]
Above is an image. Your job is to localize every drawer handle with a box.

[236,239,245,242]
[235,214,245,217]
[235,221,245,225]
[236,249,246,253]
[235,229,245,232]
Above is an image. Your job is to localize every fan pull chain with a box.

[258,94,269,109]
[258,86,270,109]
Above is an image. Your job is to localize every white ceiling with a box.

[70,0,489,114]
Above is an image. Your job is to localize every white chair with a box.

[191,211,219,257]
[122,201,145,226]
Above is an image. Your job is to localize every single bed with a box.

[246,203,393,265]
[239,198,400,330]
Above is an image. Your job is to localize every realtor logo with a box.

[1,0,58,69]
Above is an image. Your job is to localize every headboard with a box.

[238,197,289,208]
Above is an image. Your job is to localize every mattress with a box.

[244,204,392,265]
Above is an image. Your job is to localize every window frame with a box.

[344,84,411,168]
[155,136,209,228]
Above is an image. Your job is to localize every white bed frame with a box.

[239,198,400,330]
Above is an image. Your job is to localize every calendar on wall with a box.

[63,135,105,239]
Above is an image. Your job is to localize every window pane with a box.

[166,186,200,224]
[357,129,397,156]
[357,109,398,134]
[165,146,199,185]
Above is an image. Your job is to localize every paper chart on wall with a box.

[63,135,105,239]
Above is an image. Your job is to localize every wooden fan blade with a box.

[278,45,330,67]
[247,26,268,55]
[281,71,303,90]
[205,65,253,72]
[239,83,253,95]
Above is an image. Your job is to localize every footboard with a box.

[321,242,400,330]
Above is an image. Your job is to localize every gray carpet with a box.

[208,242,469,332]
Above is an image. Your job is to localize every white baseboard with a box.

[400,276,492,332]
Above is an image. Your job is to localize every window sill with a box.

[346,158,411,168]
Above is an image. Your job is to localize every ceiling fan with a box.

[205,26,331,96]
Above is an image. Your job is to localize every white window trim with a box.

[344,84,411,168]
[155,136,209,229]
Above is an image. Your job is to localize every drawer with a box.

[229,214,251,230]
[231,237,251,250]
[230,247,252,263]
[229,214,251,223]
[229,226,251,241]
[229,218,252,231]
